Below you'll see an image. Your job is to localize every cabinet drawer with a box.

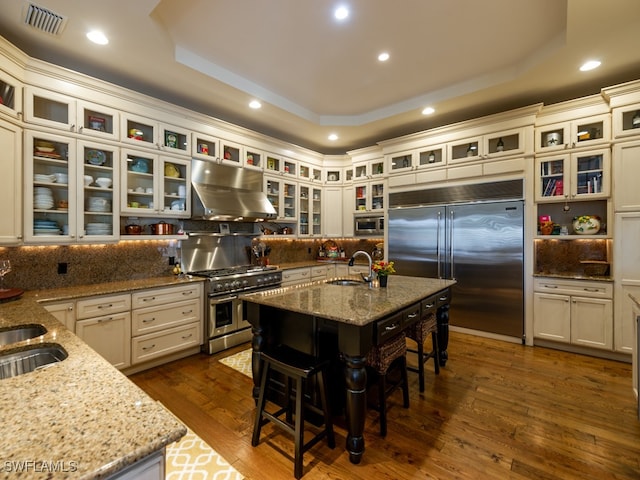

[311,265,330,279]
[376,312,403,344]
[131,299,201,336]
[281,268,311,285]
[533,278,612,298]
[131,283,202,309]
[435,288,452,307]
[402,303,421,329]
[421,294,439,318]
[76,293,131,320]
[132,322,201,364]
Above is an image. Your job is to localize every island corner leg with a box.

[250,324,264,402]
[342,353,367,464]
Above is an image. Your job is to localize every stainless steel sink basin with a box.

[0,344,68,379]
[0,324,47,346]
[326,279,364,286]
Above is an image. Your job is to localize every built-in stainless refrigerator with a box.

[388,180,524,339]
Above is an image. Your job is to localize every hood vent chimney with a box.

[24,3,68,36]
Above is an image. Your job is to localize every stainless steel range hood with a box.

[191,159,277,221]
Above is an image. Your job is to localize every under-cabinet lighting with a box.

[580,60,601,72]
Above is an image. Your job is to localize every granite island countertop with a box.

[240,274,456,326]
[0,276,204,479]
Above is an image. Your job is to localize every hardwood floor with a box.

[130,332,640,479]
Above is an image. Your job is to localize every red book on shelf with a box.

[555,180,563,195]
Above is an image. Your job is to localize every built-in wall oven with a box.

[181,233,282,354]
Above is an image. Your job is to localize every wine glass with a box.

[0,260,11,292]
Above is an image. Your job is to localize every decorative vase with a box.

[572,215,601,235]
[379,275,388,288]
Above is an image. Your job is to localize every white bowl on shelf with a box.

[95,177,112,188]
[53,173,69,184]
[84,175,93,186]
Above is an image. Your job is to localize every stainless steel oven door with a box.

[208,294,244,338]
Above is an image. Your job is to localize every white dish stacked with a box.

[34,173,56,183]
[86,222,112,236]
[33,219,60,235]
[87,196,111,212]
[34,187,54,210]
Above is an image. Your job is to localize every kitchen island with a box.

[242,274,455,464]
[0,277,199,479]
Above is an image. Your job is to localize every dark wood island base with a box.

[243,275,454,463]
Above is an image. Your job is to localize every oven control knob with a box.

[256,277,263,284]
[223,282,231,290]
[232,280,241,289]
[215,283,224,291]
[242,279,249,286]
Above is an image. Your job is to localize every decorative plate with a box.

[86,149,106,165]
[130,158,149,173]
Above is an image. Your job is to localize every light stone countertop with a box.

[241,275,456,326]
[0,275,205,479]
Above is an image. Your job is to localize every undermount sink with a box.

[0,344,68,379]
[326,279,364,286]
[0,324,47,346]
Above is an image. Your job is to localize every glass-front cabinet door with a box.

[245,147,263,170]
[77,140,119,241]
[120,113,158,148]
[417,145,446,168]
[388,151,414,173]
[535,149,609,202]
[0,71,22,120]
[220,139,242,167]
[354,181,385,212]
[77,100,120,141]
[24,86,76,131]
[121,150,190,218]
[299,185,322,236]
[160,124,190,156]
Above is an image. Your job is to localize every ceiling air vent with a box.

[23,3,68,36]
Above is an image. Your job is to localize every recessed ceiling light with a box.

[86,30,108,45]
[328,133,338,141]
[422,106,435,115]
[378,52,390,62]
[249,100,262,109]
[334,6,349,21]
[580,60,601,72]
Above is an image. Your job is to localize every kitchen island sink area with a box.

[242,275,455,464]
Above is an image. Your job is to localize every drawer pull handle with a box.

[142,317,156,323]
[424,303,434,308]
[385,323,400,331]
[181,334,193,340]
[143,296,156,302]
[583,288,600,292]
[407,312,418,319]
[439,295,448,301]
[98,316,114,323]
[142,344,156,351]
[182,310,193,315]
[97,303,113,309]
[182,291,193,296]
[543,285,558,289]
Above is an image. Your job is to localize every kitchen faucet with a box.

[348,250,375,284]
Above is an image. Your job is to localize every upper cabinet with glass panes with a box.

[0,71,22,120]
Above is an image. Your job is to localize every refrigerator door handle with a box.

[449,209,455,279]
[436,210,442,278]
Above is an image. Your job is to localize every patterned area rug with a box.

[219,348,252,378]
[166,427,244,480]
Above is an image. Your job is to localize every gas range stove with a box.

[189,265,282,296]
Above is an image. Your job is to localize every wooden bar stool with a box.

[366,331,410,437]
[252,344,335,479]
[406,312,440,392]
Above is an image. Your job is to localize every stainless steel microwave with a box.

[354,216,384,236]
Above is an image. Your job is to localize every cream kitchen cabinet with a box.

[449,128,525,164]
[0,117,21,244]
[76,293,132,370]
[533,278,613,350]
[299,184,322,236]
[130,283,202,366]
[534,148,610,203]
[281,267,312,287]
[299,162,322,183]
[24,86,120,141]
[612,140,640,212]
[323,186,343,237]
[612,104,640,140]
[43,301,76,332]
[121,149,191,218]
[220,138,243,168]
[264,153,297,177]
[121,112,190,156]
[535,113,610,153]
[352,158,385,181]
[244,145,265,170]
[0,71,22,120]
[24,131,120,243]
[264,175,297,221]
[353,180,386,213]
[191,131,221,162]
